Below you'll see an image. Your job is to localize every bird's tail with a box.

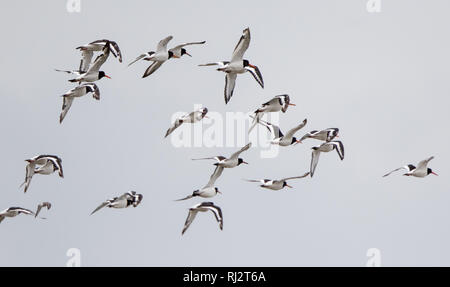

[174,195,193,201]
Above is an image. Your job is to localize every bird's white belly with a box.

[200,187,216,197]
[111,200,128,209]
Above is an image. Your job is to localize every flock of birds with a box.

[1,28,438,235]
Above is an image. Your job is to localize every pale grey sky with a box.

[0,0,449,266]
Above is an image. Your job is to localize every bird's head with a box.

[428,168,438,176]
[238,158,248,165]
[181,48,192,57]
[283,181,293,188]
[99,71,111,79]
[215,187,222,195]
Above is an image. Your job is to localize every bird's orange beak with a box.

[242,161,249,164]
[286,184,293,188]
[296,140,302,144]
[432,172,438,176]
[289,103,296,106]
[105,75,111,79]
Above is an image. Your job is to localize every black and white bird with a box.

[249,95,295,133]
[383,156,438,178]
[76,39,122,63]
[0,207,35,224]
[299,128,339,143]
[192,142,252,168]
[244,172,310,190]
[181,202,223,235]
[199,28,263,104]
[165,107,208,137]
[59,83,100,123]
[252,117,307,146]
[21,155,64,193]
[56,42,111,83]
[310,141,345,177]
[35,202,51,218]
[90,191,143,215]
[169,40,206,58]
[175,166,223,201]
[128,36,176,78]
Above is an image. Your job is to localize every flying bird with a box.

[56,42,111,83]
[35,202,52,218]
[252,117,307,146]
[169,40,206,58]
[91,191,143,215]
[128,36,175,78]
[310,141,345,177]
[76,39,122,63]
[21,155,64,193]
[244,172,310,190]
[165,107,208,138]
[181,202,223,235]
[175,166,223,201]
[199,28,263,104]
[249,95,295,133]
[192,142,252,168]
[59,83,100,123]
[299,128,339,143]
[383,156,438,178]
[0,207,35,224]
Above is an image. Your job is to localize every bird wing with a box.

[90,201,110,215]
[310,150,321,178]
[206,205,223,230]
[21,163,35,193]
[128,53,148,67]
[46,156,64,178]
[182,209,198,235]
[156,35,173,53]
[164,118,183,138]
[382,166,412,177]
[60,96,74,124]
[169,41,206,52]
[191,156,226,162]
[285,119,308,140]
[224,73,237,104]
[54,69,82,75]
[35,202,51,218]
[142,61,163,78]
[231,28,250,62]
[79,50,93,73]
[281,172,310,181]
[245,64,264,88]
[86,43,110,74]
[417,156,434,170]
[98,40,122,62]
[203,166,224,188]
[332,141,345,160]
[256,118,283,139]
[84,83,100,100]
[229,142,252,160]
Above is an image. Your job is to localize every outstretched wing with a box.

[203,166,224,188]
[142,61,163,78]
[224,73,237,104]
[245,64,264,88]
[255,117,283,139]
[60,96,74,124]
[128,53,149,67]
[417,156,434,170]
[164,118,183,138]
[229,142,252,160]
[231,28,250,62]
[206,205,223,230]
[382,166,412,177]
[79,50,93,73]
[332,141,344,160]
[285,119,308,140]
[310,150,321,178]
[87,43,110,74]
[90,201,110,215]
[182,209,198,235]
[281,172,310,181]
[156,35,173,53]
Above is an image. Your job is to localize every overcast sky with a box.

[1,0,450,266]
